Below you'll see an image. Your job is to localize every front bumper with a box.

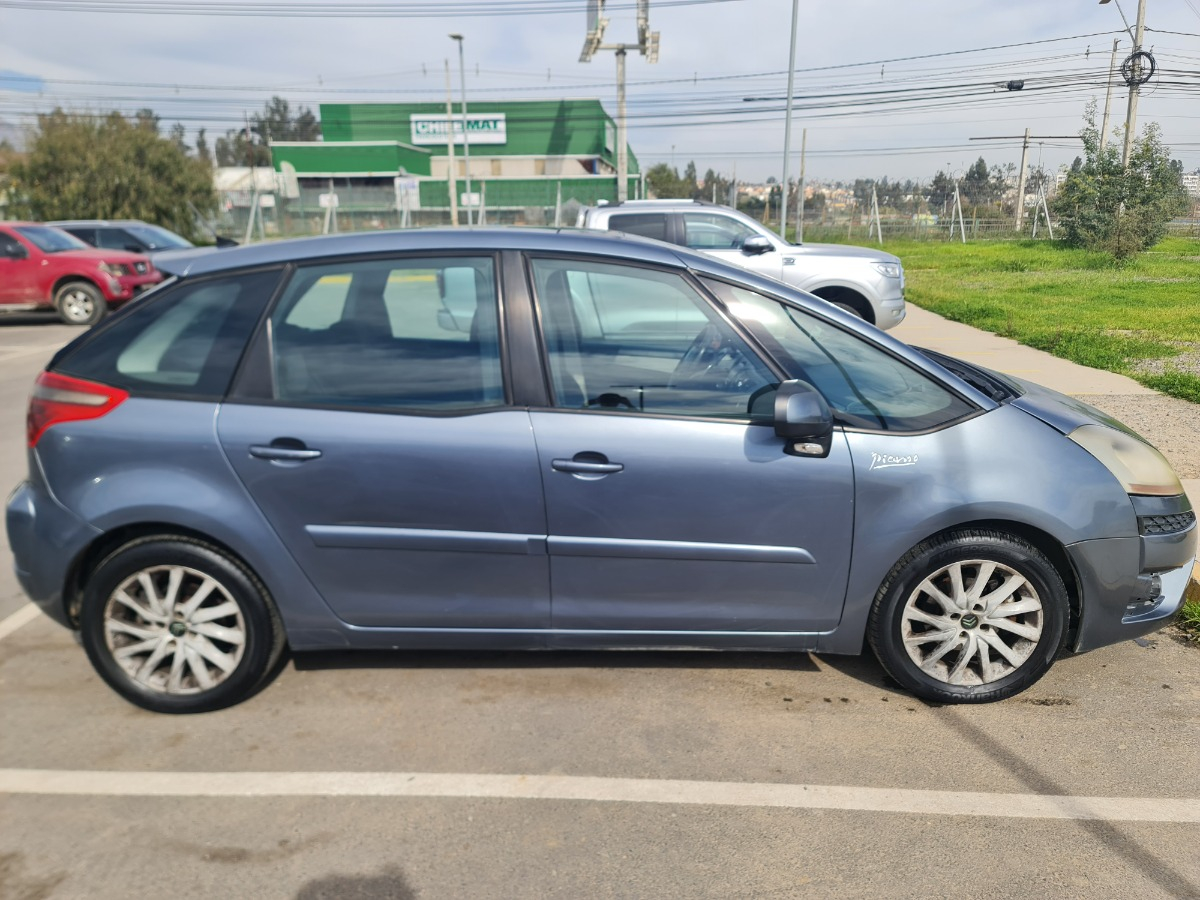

[6,479,100,629]
[1068,495,1197,651]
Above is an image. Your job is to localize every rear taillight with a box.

[27,372,128,447]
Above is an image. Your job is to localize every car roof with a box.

[155,227,703,278]
[48,220,150,228]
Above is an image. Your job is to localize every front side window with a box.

[270,256,504,412]
[56,270,278,397]
[94,228,140,251]
[682,213,760,250]
[606,213,669,243]
[707,280,976,431]
[532,258,777,420]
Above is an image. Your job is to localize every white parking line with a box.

[0,603,40,642]
[1,769,1197,823]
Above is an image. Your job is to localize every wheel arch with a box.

[808,285,875,324]
[51,274,106,300]
[62,521,272,627]
[891,518,1082,644]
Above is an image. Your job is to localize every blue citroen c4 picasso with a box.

[7,228,1195,713]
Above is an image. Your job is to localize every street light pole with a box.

[450,33,473,226]
[616,47,628,202]
[779,0,799,239]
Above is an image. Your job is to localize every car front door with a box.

[0,229,38,305]
[681,212,786,283]
[526,256,854,640]
[218,254,549,631]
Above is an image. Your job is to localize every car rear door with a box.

[524,254,854,641]
[218,253,550,632]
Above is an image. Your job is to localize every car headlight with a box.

[98,262,128,277]
[874,262,902,279]
[1068,425,1183,496]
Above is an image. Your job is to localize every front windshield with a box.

[15,226,90,253]
[705,279,976,432]
[124,224,193,250]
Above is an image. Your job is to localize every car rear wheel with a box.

[54,281,107,326]
[79,536,286,713]
[868,529,1067,704]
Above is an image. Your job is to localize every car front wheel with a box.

[79,536,286,713]
[868,529,1067,704]
[54,281,107,326]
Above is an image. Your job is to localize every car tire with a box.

[831,301,864,320]
[79,536,286,714]
[867,529,1067,704]
[54,281,107,326]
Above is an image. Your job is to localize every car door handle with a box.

[249,443,322,462]
[551,458,624,475]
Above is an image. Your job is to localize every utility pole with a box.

[579,1,659,205]
[971,130,1079,232]
[444,60,459,226]
[1121,0,1148,168]
[795,127,807,243]
[779,0,799,239]
[1015,128,1031,232]
[450,34,473,225]
[1100,38,1120,152]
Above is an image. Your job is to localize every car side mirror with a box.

[741,235,774,255]
[2,243,28,260]
[774,379,833,457]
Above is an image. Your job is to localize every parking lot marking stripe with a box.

[0,769,1197,823]
[0,604,40,642]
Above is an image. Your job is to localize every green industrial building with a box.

[268,99,641,228]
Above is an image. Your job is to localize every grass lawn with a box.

[877,236,1200,402]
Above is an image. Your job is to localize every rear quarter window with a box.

[54,269,280,399]
[605,213,670,243]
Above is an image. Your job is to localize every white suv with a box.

[578,200,906,330]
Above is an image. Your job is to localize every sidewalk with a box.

[892,304,1199,583]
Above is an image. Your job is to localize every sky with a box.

[0,0,1198,185]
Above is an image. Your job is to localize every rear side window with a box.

[606,213,669,243]
[55,270,279,398]
[268,256,504,412]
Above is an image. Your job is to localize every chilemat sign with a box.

[411,114,507,146]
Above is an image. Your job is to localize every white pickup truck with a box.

[577,199,906,330]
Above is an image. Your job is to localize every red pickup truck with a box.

[0,222,164,325]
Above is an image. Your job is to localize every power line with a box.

[0,0,739,16]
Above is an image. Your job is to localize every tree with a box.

[1053,102,1189,259]
[215,96,321,167]
[645,162,690,198]
[195,128,212,165]
[10,109,216,242]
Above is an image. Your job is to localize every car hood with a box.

[1009,376,1146,440]
[789,242,901,264]
[54,248,151,265]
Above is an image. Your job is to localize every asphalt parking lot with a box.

[1,314,1198,899]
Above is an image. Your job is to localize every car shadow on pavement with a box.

[291,647,823,674]
[0,313,64,327]
[936,708,1199,898]
[295,865,416,900]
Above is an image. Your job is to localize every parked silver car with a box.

[6,228,1193,713]
[578,199,906,329]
